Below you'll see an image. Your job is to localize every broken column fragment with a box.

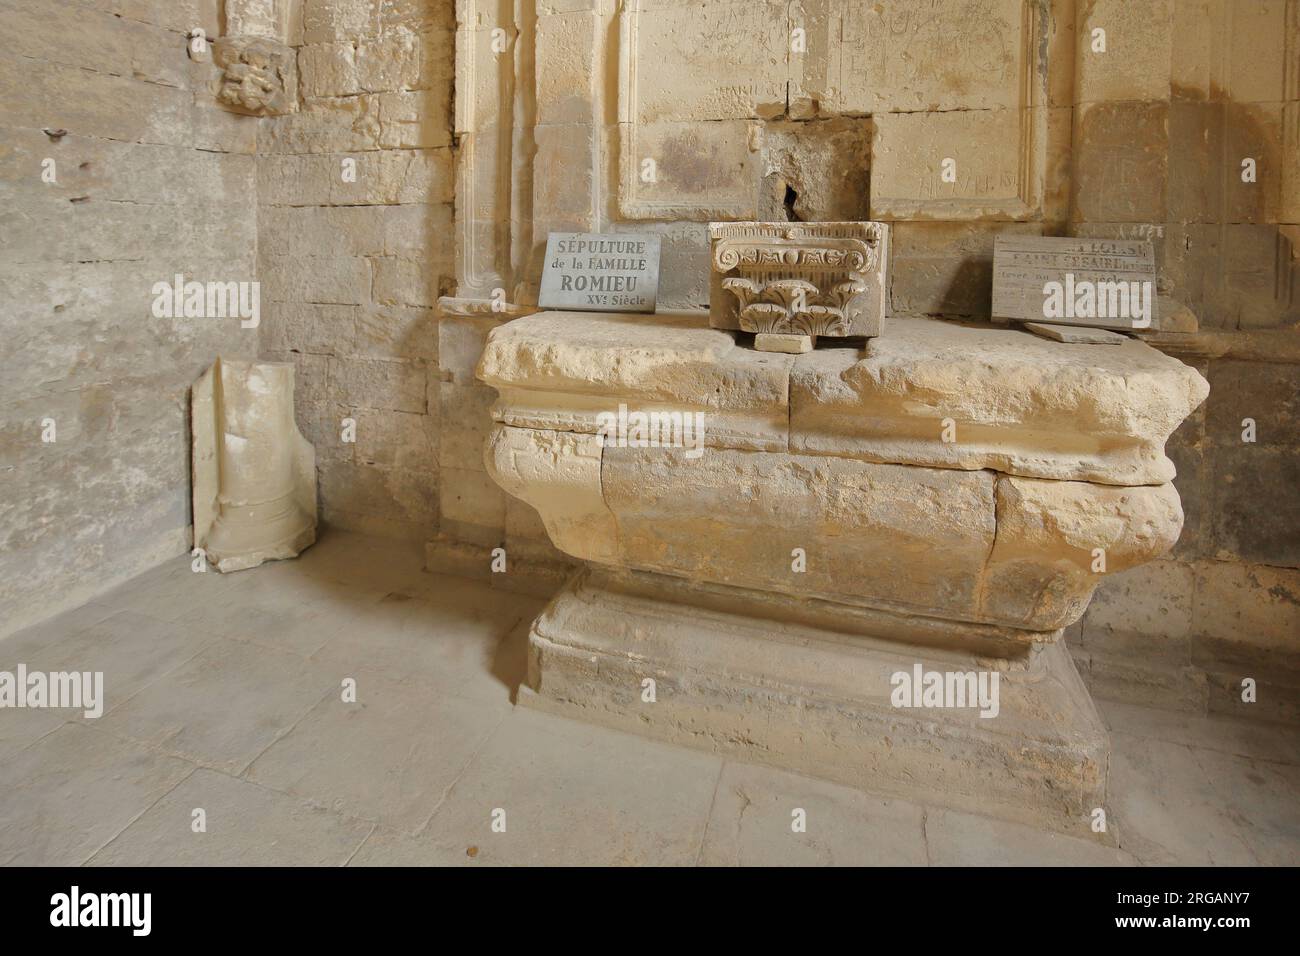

[192,359,317,572]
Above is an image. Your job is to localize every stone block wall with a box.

[1,0,1294,725]
[256,0,454,540]
[0,0,260,636]
[1062,0,1300,723]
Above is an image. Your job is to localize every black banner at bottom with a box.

[0,865,1287,941]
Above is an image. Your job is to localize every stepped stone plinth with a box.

[477,311,1208,834]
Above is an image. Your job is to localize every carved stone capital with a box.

[212,36,297,117]
[708,221,889,341]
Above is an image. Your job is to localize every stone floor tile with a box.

[351,708,722,866]
[309,584,541,705]
[923,808,1136,866]
[86,555,248,623]
[0,706,65,763]
[94,638,336,774]
[0,599,122,663]
[1191,749,1300,865]
[89,768,372,866]
[0,723,194,865]
[246,670,506,833]
[347,825,458,866]
[278,528,434,599]
[1108,730,1258,865]
[174,574,389,658]
[36,610,215,716]
[699,761,928,866]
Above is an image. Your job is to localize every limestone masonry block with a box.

[600,445,998,626]
[484,426,618,564]
[790,318,1209,486]
[758,119,873,223]
[1075,0,1173,104]
[477,310,793,451]
[1191,561,1300,673]
[619,119,763,221]
[1081,560,1194,657]
[754,333,811,354]
[326,356,427,414]
[871,108,1047,221]
[524,569,1109,827]
[303,0,382,44]
[438,383,496,469]
[535,10,600,126]
[820,0,1036,115]
[982,477,1185,629]
[1071,101,1169,223]
[226,0,291,42]
[618,0,789,125]
[192,359,317,572]
[483,311,1211,485]
[298,42,361,98]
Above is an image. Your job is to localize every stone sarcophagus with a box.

[477,311,1208,834]
[708,221,889,351]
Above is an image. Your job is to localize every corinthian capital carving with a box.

[708,221,890,344]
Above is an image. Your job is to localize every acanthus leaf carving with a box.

[710,221,890,343]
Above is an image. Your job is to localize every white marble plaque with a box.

[539,233,661,313]
[993,236,1158,330]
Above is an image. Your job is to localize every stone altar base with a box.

[520,567,1110,839]
[480,310,1207,840]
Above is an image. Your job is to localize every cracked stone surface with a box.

[1,530,1294,866]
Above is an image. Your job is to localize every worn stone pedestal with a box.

[478,310,1208,834]
[522,567,1107,832]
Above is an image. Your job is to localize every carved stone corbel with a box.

[213,0,298,117]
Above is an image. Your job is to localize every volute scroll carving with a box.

[708,221,889,345]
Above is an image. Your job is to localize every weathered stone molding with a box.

[436,295,538,320]
[523,568,1109,829]
[478,310,1209,485]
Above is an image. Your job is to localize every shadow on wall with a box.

[1073,89,1296,332]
